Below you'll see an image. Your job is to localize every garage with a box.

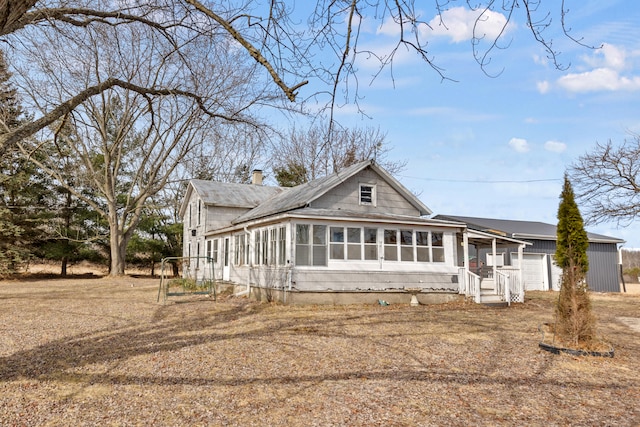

[512,253,547,291]
[438,214,625,293]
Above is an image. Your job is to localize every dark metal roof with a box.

[435,215,624,244]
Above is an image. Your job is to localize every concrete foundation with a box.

[222,282,462,305]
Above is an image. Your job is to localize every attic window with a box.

[359,184,375,205]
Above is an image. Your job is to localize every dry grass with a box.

[0,276,639,426]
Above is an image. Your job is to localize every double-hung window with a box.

[364,228,378,260]
[269,229,277,265]
[262,229,269,265]
[206,240,212,262]
[330,227,344,260]
[296,224,327,266]
[384,229,398,261]
[400,229,414,261]
[432,232,445,262]
[416,231,430,262]
[254,230,261,265]
[213,239,219,264]
[278,227,286,265]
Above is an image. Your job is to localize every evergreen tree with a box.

[39,121,107,274]
[273,162,308,187]
[0,49,49,274]
[555,174,589,272]
[554,174,596,348]
[126,202,183,276]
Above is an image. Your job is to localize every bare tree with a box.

[16,16,271,275]
[1,0,593,154]
[570,136,640,226]
[180,125,267,183]
[271,124,405,186]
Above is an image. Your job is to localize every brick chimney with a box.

[251,169,263,185]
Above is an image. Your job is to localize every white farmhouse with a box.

[180,160,534,304]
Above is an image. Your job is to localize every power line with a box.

[398,175,562,184]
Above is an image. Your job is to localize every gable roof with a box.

[435,215,624,244]
[178,179,285,217]
[232,160,431,225]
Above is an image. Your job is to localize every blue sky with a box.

[304,1,640,248]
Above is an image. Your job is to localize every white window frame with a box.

[359,183,376,206]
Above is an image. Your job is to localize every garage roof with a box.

[435,215,625,244]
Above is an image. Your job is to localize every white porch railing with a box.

[495,271,511,306]
[459,267,524,304]
[497,267,525,304]
[458,267,481,303]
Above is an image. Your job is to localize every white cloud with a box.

[583,43,627,71]
[508,137,530,153]
[557,67,640,93]
[544,140,567,153]
[532,54,548,66]
[555,44,640,93]
[376,15,402,37]
[536,80,550,94]
[425,7,512,43]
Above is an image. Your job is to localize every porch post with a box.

[492,237,497,280]
[462,231,470,294]
[518,244,524,301]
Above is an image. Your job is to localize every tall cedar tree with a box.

[554,174,596,347]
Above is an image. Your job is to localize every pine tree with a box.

[554,174,596,348]
[0,49,35,275]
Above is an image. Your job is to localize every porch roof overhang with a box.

[466,229,532,248]
[204,208,465,238]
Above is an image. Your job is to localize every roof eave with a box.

[178,183,195,218]
[369,162,432,216]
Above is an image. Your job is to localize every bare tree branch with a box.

[570,136,640,226]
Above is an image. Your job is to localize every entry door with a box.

[223,238,230,281]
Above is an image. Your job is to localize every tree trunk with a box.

[60,256,68,276]
[109,223,129,276]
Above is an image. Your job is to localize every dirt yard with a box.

[0,276,639,426]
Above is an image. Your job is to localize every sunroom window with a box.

[400,229,414,261]
[347,227,362,260]
[364,228,378,260]
[296,224,327,266]
[384,229,398,261]
[330,227,344,260]
[416,231,430,262]
[432,232,445,262]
